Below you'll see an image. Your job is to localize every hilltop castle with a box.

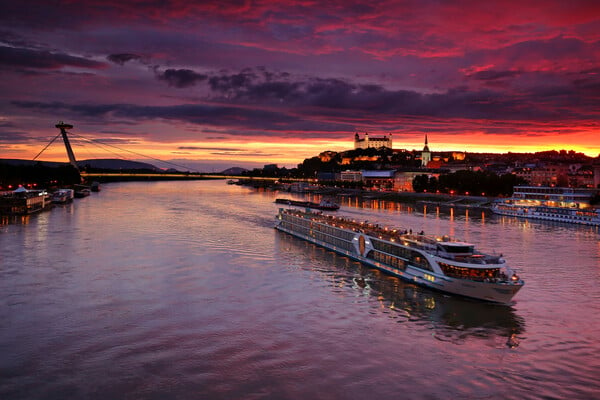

[354,132,392,149]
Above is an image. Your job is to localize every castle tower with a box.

[421,134,431,167]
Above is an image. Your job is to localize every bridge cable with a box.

[32,133,62,161]
[69,133,201,173]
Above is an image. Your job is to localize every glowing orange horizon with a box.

[7,130,599,169]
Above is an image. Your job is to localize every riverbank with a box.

[247,180,497,210]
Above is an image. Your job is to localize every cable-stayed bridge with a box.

[34,122,280,182]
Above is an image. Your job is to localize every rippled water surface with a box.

[1,180,599,399]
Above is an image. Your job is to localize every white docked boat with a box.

[492,186,600,226]
[275,208,523,304]
[51,188,75,204]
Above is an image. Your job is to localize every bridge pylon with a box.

[55,121,79,173]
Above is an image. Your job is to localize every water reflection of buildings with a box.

[495,213,600,235]
[300,192,490,222]
[1,214,33,225]
[275,232,525,345]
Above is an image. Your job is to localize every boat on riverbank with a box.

[275,208,523,304]
[0,187,50,215]
[74,185,91,198]
[275,198,340,211]
[492,186,600,226]
[51,188,74,204]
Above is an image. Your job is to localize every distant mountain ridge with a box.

[78,159,159,170]
[1,158,248,174]
[220,167,248,175]
[0,158,159,170]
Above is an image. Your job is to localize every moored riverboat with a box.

[90,181,101,192]
[492,186,600,226]
[74,185,91,198]
[275,198,340,211]
[0,187,50,215]
[51,188,75,204]
[275,208,523,304]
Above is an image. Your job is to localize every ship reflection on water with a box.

[275,232,525,346]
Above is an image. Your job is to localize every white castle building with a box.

[354,132,392,149]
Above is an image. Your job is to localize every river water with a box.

[1,180,599,399]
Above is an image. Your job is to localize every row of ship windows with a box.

[538,213,594,220]
[371,238,424,262]
[281,216,437,272]
[280,221,355,253]
[311,231,355,252]
[310,223,356,241]
[368,248,433,272]
[368,250,407,271]
[438,262,501,281]
[281,215,356,241]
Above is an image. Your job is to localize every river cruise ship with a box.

[275,208,523,304]
[492,186,600,226]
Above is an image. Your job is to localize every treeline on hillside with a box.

[295,148,418,178]
[0,163,81,188]
[412,170,526,196]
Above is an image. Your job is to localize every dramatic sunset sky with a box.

[1,1,599,170]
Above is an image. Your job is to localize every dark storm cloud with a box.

[0,120,40,144]
[202,69,539,121]
[107,53,142,65]
[208,70,258,92]
[0,30,38,48]
[11,100,299,128]
[14,57,596,135]
[469,70,522,81]
[0,46,106,70]
[201,66,600,123]
[157,69,209,88]
[0,129,34,143]
[10,99,353,136]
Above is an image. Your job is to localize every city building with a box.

[361,170,396,190]
[513,163,570,186]
[394,170,427,192]
[340,170,363,182]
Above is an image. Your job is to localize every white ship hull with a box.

[492,186,600,226]
[492,204,600,226]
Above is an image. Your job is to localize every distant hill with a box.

[0,158,159,171]
[0,159,61,167]
[78,159,159,171]
[220,166,248,175]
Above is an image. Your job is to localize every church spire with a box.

[421,134,431,167]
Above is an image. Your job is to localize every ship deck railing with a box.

[283,209,504,265]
